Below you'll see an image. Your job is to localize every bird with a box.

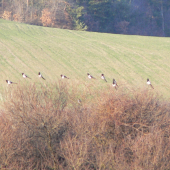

[147,78,154,89]
[87,73,95,79]
[61,75,69,79]
[112,79,118,90]
[6,80,17,84]
[22,73,31,79]
[38,72,45,80]
[101,74,107,82]
[78,99,81,104]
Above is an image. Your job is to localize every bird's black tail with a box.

[150,84,154,89]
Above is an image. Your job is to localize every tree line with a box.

[1,0,170,36]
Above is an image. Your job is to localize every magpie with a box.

[112,79,118,90]
[61,75,69,79]
[22,73,31,79]
[147,78,154,89]
[78,99,81,104]
[6,80,17,84]
[101,74,107,82]
[38,72,45,80]
[87,73,95,79]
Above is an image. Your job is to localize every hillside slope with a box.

[0,19,170,97]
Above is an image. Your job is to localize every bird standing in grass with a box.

[147,78,154,89]
[101,74,107,82]
[78,99,81,104]
[6,80,17,84]
[61,75,69,79]
[22,73,31,79]
[112,79,118,90]
[38,72,45,80]
[87,73,95,79]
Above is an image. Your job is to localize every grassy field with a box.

[0,19,170,97]
[1,19,170,169]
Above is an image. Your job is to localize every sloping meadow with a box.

[0,82,170,169]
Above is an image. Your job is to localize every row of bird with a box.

[6,72,154,90]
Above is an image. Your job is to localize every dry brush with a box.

[0,82,169,169]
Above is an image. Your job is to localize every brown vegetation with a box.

[40,8,56,27]
[13,13,22,22]
[0,82,170,169]
[2,10,12,20]
[0,0,72,29]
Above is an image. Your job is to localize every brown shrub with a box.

[40,8,56,27]
[2,11,12,20]
[13,13,23,22]
[90,90,170,169]
[1,82,70,169]
[0,83,170,169]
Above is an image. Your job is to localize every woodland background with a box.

[1,0,170,36]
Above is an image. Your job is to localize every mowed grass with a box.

[0,19,170,97]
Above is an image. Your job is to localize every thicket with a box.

[1,0,170,36]
[0,81,170,169]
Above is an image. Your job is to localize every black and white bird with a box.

[87,73,95,79]
[61,75,69,79]
[112,79,118,90]
[38,72,45,80]
[78,99,81,104]
[6,80,17,85]
[22,73,31,79]
[147,78,154,89]
[101,74,107,82]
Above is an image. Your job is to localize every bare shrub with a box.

[25,11,40,25]
[40,8,56,27]
[2,11,12,20]
[1,82,70,169]
[13,13,22,22]
[90,90,170,169]
[0,83,170,169]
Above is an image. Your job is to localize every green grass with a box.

[0,19,170,97]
